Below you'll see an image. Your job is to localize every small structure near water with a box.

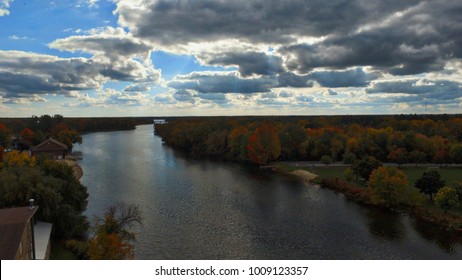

[30,138,68,160]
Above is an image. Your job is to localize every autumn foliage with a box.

[88,203,142,260]
[246,123,281,165]
[155,115,462,166]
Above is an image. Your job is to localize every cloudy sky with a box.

[0,0,461,117]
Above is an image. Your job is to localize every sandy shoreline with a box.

[290,169,318,183]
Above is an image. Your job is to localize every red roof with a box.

[0,206,38,260]
[31,138,68,152]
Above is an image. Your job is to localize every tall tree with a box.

[414,170,445,201]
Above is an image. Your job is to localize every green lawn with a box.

[278,163,462,187]
[400,167,462,187]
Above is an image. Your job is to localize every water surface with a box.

[76,124,462,259]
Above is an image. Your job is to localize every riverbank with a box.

[274,163,462,233]
[60,158,83,180]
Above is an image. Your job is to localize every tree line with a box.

[0,115,154,151]
[154,115,462,165]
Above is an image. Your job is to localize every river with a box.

[76,124,462,259]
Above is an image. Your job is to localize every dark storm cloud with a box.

[116,0,421,45]
[281,0,462,75]
[205,52,284,77]
[114,0,462,89]
[169,72,276,94]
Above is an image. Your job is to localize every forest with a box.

[155,114,462,166]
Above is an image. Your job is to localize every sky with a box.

[0,0,461,117]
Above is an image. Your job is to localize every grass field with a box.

[277,163,462,187]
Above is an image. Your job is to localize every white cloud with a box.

[0,0,13,16]
[8,35,28,40]
[75,0,99,9]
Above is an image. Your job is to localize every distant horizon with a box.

[2,112,462,119]
[1,1,461,117]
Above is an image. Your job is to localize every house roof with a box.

[31,138,68,152]
[0,206,38,260]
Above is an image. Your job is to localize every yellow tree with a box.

[435,187,458,213]
[368,166,408,207]
[3,150,36,168]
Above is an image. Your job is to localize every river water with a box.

[76,124,461,259]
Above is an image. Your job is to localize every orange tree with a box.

[88,202,142,260]
[246,123,281,165]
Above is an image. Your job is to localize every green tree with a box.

[451,182,462,208]
[342,152,357,165]
[352,156,382,181]
[0,159,89,239]
[414,170,445,201]
[88,202,142,260]
[368,167,408,207]
[450,144,462,164]
[435,187,458,213]
[320,155,333,165]
[344,167,354,182]
[278,124,306,160]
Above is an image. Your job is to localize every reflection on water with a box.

[366,210,406,241]
[77,124,462,259]
[412,219,460,255]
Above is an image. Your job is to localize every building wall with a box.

[32,150,66,160]
[15,221,33,260]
